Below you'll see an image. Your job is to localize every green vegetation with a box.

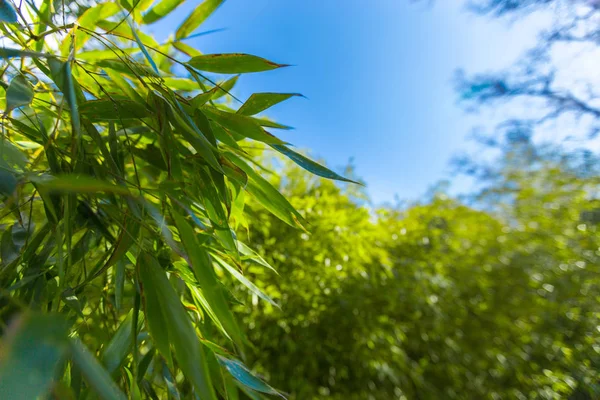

[1,0,599,399]
[239,136,600,399]
[0,0,353,398]
[237,137,600,399]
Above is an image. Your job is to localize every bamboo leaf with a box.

[0,0,18,23]
[6,75,34,112]
[31,175,132,195]
[69,338,128,400]
[188,53,288,74]
[175,0,224,40]
[142,0,185,24]
[270,144,360,184]
[213,253,278,307]
[202,106,285,145]
[217,356,285,398]
[0,313,70,400]
[171,210,244,345]
[79,98,152,121]
[101,311,145,375]
[238,93,301,116]
[225,152,305,229]
[138,252,217,400]
[129,20,159,73]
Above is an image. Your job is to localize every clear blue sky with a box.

[152,1,545,204]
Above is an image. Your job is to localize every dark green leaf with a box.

[31,175,132,195]
[202,106,285,144]
[0,313,70,400]
[139,252,217,400]
[6,75,34,112]
[171,210,244,345]
[271,144,360,184]
[69,338,128,400]
[79,99,152,121]
[101,311,144,375]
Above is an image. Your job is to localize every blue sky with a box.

[152,1,546,204]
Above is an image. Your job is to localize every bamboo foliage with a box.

[0,0,353,398]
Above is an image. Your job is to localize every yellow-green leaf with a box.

[238,93,301,116]
[187,53,288,74]
[142,0,185,24]
[175,0,224,40]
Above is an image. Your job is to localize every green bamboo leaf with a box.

[187,53,288,74]
[138,254,172,368]
[129,20,159,74]
[70,3,120,52]
[0,165,17,196]
[253,118,293,130]
[171,210,244,345]
[202,106,285,144]
[0,0,18,23]
[217,356,285,398]
[69,338,128,400]
[101,311,145,375]
[142,0,185,24]
[271,144,360,184]
[5,75,34,112]
[31,175,132,195]
[96,59,159,78]
[175,0,223,40]
[237,93,301,116]
[139,252,217,400]
[225,152,305,229]
[0,48,49,59]
[79,99,152,121]
[48,58,82,134]
[212,254,278,307]
[237,241,278,274]
[211,75,239,100]
[0,313,70,400]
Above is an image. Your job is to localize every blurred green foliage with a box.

[235,137,600,399]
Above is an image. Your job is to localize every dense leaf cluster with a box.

[237,139,600,399]
[0,0,353,399]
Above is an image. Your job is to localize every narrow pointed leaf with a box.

[129,20,159,73]
[139,252,217,400]
[217,356,285,398]
[142,0,185,24]
[187,53,288,74]
[225,152,305,229]
[175,0,223,40]
[271,144,360,184]
[238,93,301,116]
[213,254,278,307]
[31,175,132,195]
[171,210,244,345]
[69,338,128,400]
[202,106,285,144]
[101,311,144,375]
